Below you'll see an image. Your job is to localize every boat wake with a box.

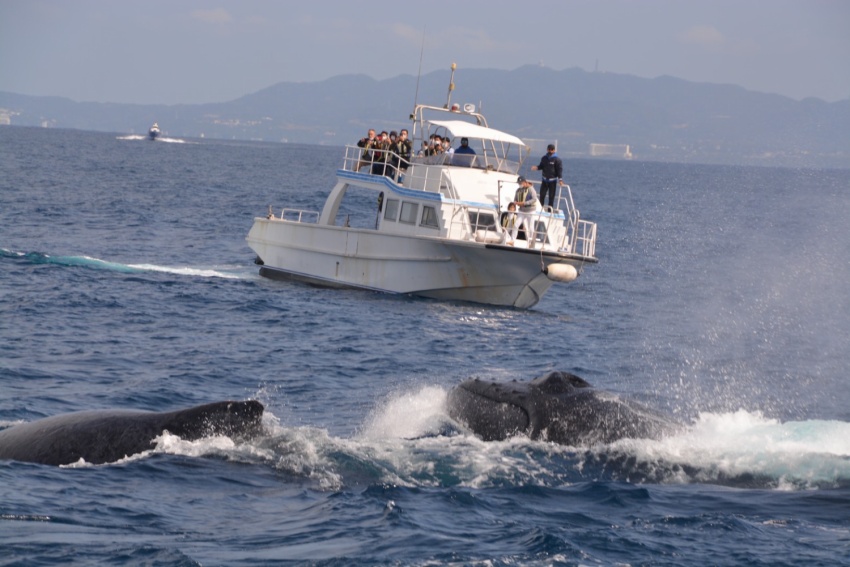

[1,248,250,280]
[125,386,850,491]
[116,134,190,144]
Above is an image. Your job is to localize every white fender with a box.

[544,263,578,283]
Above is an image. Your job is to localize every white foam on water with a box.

[614,410,850,487]
[127,263,248,279]
[53,388,850,489]
[4,248,251,279]
[116,135,191,143]
[353,386,850,489]
[359,385,449,441]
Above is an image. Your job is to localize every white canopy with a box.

[427,120,526,147]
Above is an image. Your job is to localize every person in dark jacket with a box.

[391,129,413,182]
[356,128,378,172]
[531,144,564,208]
[371,131,391,175]
[453,137,476,167]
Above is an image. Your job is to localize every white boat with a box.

[246,82,597,308]
[148,123,161,140]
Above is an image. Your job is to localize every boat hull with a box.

[247,218,592,308]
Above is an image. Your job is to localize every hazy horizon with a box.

[1,0,848,106]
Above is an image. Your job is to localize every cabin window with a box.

[420,206,440,229]
[384,199,399,221]
[399,202,419,225]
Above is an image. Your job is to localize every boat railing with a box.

[343,144,404,180]
[440,184,598,255]
[270,208,320,224]
[552,184,597,257]
[341,144,519,191]
[404,163,460,199]
[573,219,597,258]
[409,152,519,175]
[342,144,457,197]
[445,204,503,242]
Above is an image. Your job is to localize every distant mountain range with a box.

[2,66,848,169]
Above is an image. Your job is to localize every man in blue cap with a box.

[531,144,564,209]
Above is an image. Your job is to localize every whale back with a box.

[0,400,264,466]
[157,400,265,441]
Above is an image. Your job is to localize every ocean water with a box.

[1,125,849,566]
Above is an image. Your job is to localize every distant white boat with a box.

[148,123,161,140]
[246,68,597,309]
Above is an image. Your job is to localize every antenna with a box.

[445,62,456,109]
[413,26,426,114]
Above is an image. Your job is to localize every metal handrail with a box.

[447,204,503,241]
[344,144,404,179]
[545,183,597,257]
[274,208,319,223]
[343,143,522,181]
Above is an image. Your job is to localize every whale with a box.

[446,371,679,445]
[0,400,264,466]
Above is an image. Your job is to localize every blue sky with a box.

[1,0,848,104]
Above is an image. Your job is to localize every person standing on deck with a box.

[356,129,378,172]
[391,129,413,182]
[387,131,400,178]
[372,131,390,175]
[512,176,539,248]
[531,144,564,209]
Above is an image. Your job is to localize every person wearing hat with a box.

[453,136,476,167]
[371,131,390,175]
[512,176,539,248]
[531,143,564,209]
[387,131,401,179]
[356,128,378,172]
[391,129,412,182]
